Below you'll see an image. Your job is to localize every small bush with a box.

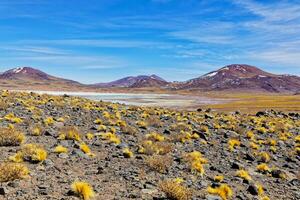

[159,180,192,200]
[214,175,224,182]
[228,139,240,151]
[98,132,121,145]
[120,125,138,135]
[146,132,165,142]
[0,162,29,182]
[123,148,134,158]
[59,126,82,141]
[136,121,147,129]
[44,117,55,126]
[256,163,270,173]
[258,152,271,163]
[138,141,173,155]
[146,155,172,173]
[0,127,25,146]
[184,151,208,176]
[80,143,95,157]
[30,124,44,136]
[4,113,23,123]
[71,181,95,200]
[207,184,233,200]
[10,144,47,163]
[54,145,68,153]
[236,170,252,181]
[146,116,162,127]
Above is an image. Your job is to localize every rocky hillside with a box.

[0,67,84,90]
[170,64,300,93]
[92,75,168,88]
[0,91,299,200]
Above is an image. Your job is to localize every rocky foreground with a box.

[0,91,299,200]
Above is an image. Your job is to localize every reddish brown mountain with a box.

[0,67,82,90]
[92,74,168,88]
[169,64,300,93]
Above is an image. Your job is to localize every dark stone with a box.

[244,153,255,162]
[288,179,300,187]
[0,187,7,195]
[67,190,75,196]
[271,169,284,178]
[256,111,266,117]
[205,113,213,119]
[193,130,208,141]
[247,184,258,195]
[231,162,241,169]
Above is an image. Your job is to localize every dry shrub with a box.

[234,126,247,135]
[141,141,173,155]
[146,155,172,173]
[0,100,8,110]
[10,143,47,163]
[170,123,191,132]
[0,162,29,182]
[146,116,162,127]
[159,180,192,200]
[30,124,44,136]
[120,125,138,135]
[71,181,95,200]
[0,127,25,146]
[59,126,82,141]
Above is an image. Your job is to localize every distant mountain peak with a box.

[1,66,51,80]
[92,74,167,88]
[0,66,81,87]
[12,67,24,73]
[201,64,273,80]
[170,64,300,93]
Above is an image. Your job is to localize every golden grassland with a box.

[201,93,300,113]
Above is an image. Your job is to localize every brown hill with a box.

[0,67,83,90]
[92,75,168,88]
[169,64,300,93]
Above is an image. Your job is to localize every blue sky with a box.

[0,0,300,83]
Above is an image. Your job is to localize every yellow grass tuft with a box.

[146,155,172,173]
[236,170,252,181]
[86,133,94,140]
[214,175,224,182]
[159,180,192,200]
[44,117,55,126]
[0,162,29,182]
[0,127,25,146]
[71,181,95,200]
[59,127,81,141]
[54,145,68,153]
[123,148,134,158]
[146,132,165,142]
[228,139,240,151]
[207,184,233,200]
[256,163,270,173]
[10,143,47,163]
[258,152,271,163]
[80,143,95,157]
[4,113,23,123]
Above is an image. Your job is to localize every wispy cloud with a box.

[0,46,69,55]
[234,0,300,22]
[17,39,174,49]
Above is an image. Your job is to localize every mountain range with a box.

[0,65,300,93]
[91,75,168,88]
